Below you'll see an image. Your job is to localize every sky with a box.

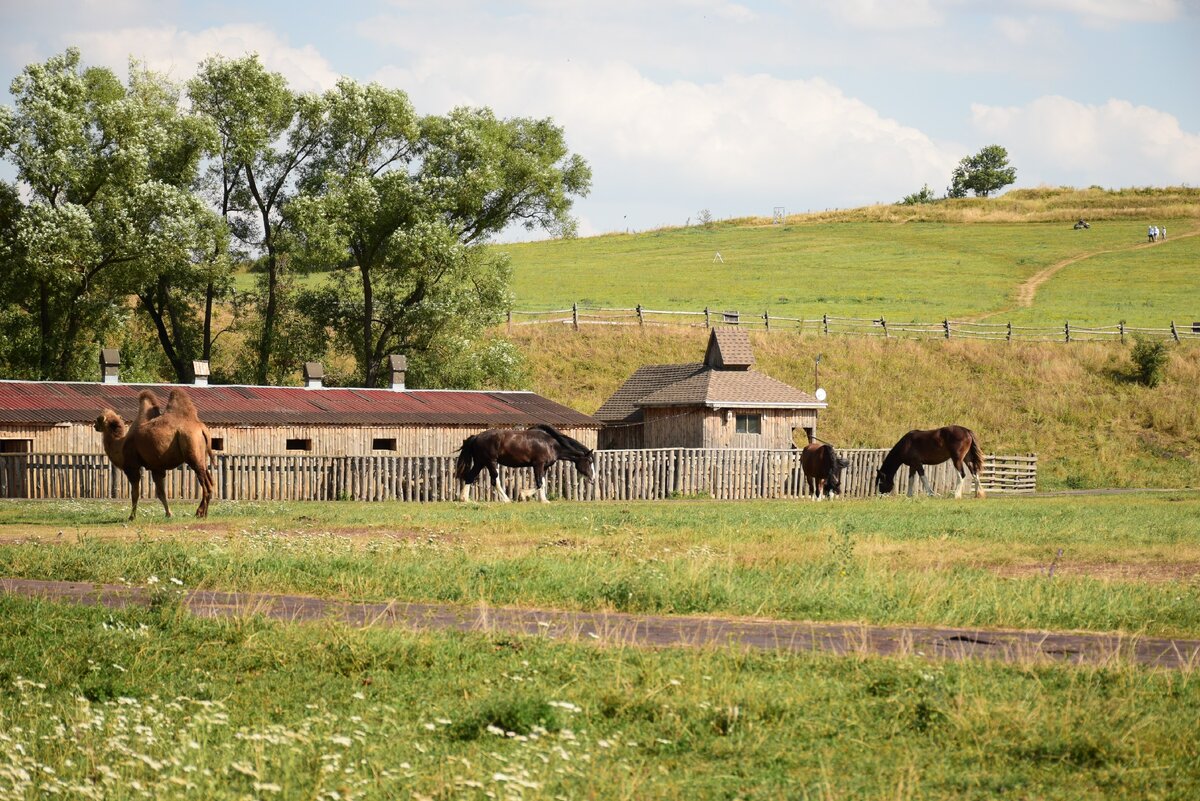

[1,0,1197,240]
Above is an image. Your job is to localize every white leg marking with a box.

[921,473,935,497]
[539,484,549,503]
[955,473,966,499]
[460,483,471,503]
[494,473,511,503]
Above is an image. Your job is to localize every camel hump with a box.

[165,388,199,419]
[135,390,162,425]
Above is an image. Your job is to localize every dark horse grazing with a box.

[800,442,849,500]
[456,424,597,503]
[876,425,985,499]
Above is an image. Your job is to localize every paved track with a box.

[4,578,1199,670]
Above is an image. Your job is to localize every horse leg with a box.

[536,464,549,503]
[490,463,510,503]
[971,465,986,499]
[460,461,481,502]
[918,467,935,497]
[907,467,916,497]
[816,478,826,501]
[952,459,967,499]
[152,470,172,518]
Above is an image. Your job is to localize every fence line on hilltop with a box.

[0,449,1036,503]
[507,305,1200,343]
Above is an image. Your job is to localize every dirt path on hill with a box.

[4,578,1198,670]
[973,227,1200,322]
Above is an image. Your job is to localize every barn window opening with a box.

[372,438,397,451]
[735,414,762,435]
[210,437,225,452]
[286,438,313,452]
[0,440,32,454]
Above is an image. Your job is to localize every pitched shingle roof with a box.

[0,381,599,428]
[637,369,822,408]
[592,363,705,423]
[704,327,754,369]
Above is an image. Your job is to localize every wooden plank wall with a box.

[0,450,1036,502]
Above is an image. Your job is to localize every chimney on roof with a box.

[303,361,324,389]
[193,360,210,386]
[388,354,407,391]
[99,348,121,384]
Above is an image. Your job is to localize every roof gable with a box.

[592,363,705,423]
[638,369,821,409]
[704,327,754,369]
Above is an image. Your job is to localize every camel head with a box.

[94,408,127,438]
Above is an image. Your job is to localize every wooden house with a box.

[0,353,598,457]
[594,328,824,450]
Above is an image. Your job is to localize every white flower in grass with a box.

[146,576,159,585]
[169,577,183,586]
[329,735,353,747]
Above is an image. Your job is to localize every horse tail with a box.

[965,429,984,475]
[455,436,476,482]
[530,423,588,456]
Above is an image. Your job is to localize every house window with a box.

[372,438,397,451]
[0,440,32,454]
[735,414,761,435]
[210,437,225,452]
[286,438,313,452]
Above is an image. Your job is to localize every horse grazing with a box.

[456,424,597,503]
[876,425,985,499]
[800,442,849,500]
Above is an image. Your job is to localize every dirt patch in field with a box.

[995,561,1200,584]
[4,577,1199,671]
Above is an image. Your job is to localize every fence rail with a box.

[508,305,1200,343]
[0,450,1036,503]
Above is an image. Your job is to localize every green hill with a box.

[497,187,1200,327]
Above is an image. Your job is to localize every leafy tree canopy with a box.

[947,144,1017,198]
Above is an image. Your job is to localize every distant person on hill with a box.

[1148,224,1156,243]
[1161,226,1167,240]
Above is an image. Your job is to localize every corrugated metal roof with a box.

[0,381,598,428]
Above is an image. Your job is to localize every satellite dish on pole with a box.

[815,387,827,402]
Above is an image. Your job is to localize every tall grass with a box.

[2,595,1199,800]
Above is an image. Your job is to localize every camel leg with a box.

[127,470,141,521]
[152,470,172,518]
[490,464,510,503]
[189,459,212,518]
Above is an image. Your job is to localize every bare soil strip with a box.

[4,578,1198,670]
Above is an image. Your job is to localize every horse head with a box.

[875,467,894,495]
[828,456,849,495]
[572,449,598,483]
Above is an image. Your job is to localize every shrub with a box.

[1130,335,1169,387]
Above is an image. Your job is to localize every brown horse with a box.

[876,425,985,499]
[800,442,849,500]
[456,424,597,503]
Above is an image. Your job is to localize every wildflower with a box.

[351,692,365,700]
[146,576,160,585]
[169,577,184,586]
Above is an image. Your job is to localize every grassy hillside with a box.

[497,187,1200,326]
[509,325,1200,490]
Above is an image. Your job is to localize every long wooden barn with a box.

[0,356,598,458]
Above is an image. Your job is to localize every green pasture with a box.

[3,494,1199,637]
[4,596,1199,800]
[497,219,1197,325]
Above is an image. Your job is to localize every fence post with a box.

[880,316,888,337]
[823,313,829,336]
[943,318,950,339]
[637,304,644,326]
[704,306,710,328]
[1119,320,1125,343]
[763,311,770,331]
[572,302,578,331]
[1006,321,1012,342]
[1171,321,1180,342]
[1064,321,1070,343]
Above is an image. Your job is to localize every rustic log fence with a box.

[508,305,1199,343]
[0,450,1036,502]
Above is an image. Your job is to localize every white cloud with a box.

[971,96,1200,187]
[375,52,958,232]
[1018,0,1182,25]
[69,24,341,92]
[828,0,946,29]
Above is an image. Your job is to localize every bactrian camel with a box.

[94,389,215,520]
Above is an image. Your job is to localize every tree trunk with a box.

[202,280,214,361]
[361,260,375,387]
[255,248,278,385]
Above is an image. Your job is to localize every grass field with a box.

[3,495,1199,637]
[3,493,1200,799]
[5,595,1199,800]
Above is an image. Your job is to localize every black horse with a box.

[876,425,985,498]
[456,424,597,503]
[800,442,849,500]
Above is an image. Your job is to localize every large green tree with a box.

[0,49,224,381]
[188,55,325,385]
[291,82,591,388]
[947,144,1017,198]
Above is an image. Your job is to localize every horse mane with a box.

[530,423,590,457]
[164,388,199,419]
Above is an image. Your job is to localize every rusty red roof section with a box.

[0,382,598,429]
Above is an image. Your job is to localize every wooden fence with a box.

[509,305,1200,343]
[0,450,1036,502]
